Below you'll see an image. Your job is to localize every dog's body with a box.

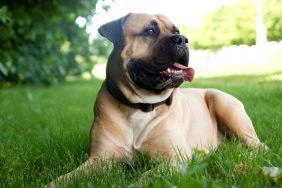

[90,85,260,163]
[51,13,265,185]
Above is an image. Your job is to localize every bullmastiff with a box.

[52,13,266,184]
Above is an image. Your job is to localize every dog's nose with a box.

[171,35,188,47]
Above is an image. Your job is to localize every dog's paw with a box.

[259,142,269,151]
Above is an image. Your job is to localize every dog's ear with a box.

[98,13,131,47]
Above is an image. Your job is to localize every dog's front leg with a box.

[48,158,99,187]
[48,128,128,186]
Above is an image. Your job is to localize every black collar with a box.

[105,78,173,112]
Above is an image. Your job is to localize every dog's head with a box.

[99,13,194,96]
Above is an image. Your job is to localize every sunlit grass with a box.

[0,75,281,187]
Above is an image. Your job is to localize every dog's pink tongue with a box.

[173,63,195,82]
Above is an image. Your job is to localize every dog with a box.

[51,13,266,185]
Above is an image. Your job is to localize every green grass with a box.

[0,72,282,187]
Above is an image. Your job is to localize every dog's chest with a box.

[128,110,159,150]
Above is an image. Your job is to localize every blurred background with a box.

[0,0,281,88]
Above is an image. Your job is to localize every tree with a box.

[189,0,256,50]
[263,0,282,41]
[183,0,282,50]
[0,0,98,87]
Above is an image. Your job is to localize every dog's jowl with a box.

[50,13,266,185]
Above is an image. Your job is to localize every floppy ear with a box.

[98,14,131,47]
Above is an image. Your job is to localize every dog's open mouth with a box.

[128,60,195,91]
[162,62,194,82]
[154,62,194,89]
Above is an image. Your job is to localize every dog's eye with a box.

[143,28,156,36]
[175,30,180,34]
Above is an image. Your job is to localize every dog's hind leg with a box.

[205,89,267,150]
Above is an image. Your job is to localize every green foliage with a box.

[263,0,282,41]
[0,0,98,87]
[184,0,282,50]
[91,36,113,59]
[189,0,256,50]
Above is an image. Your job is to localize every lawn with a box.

[0,72,281,187]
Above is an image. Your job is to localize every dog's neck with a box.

[105,78,173,112]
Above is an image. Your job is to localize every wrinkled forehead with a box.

[122,13,175,34]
